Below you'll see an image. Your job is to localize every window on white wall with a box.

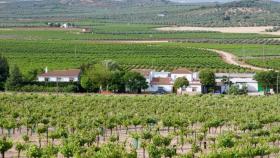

[70,78,74,82]
[192,87,197,92]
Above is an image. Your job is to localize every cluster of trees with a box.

[0,56,28,90]
[0,56,9,90]
[254,71,280,94]
[80,60,148,93]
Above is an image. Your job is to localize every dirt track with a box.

[207,49,270,71]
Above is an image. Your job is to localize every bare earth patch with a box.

[156,26,280,35]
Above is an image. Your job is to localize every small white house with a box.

[38,69,81,82]
[215,73,258,93]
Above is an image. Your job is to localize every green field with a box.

[0,26,279,72]
[0,40,243,73]
[183,43,280,57]
[0,26,279,42]
[246,58,280,70]
[1,38,280,73]
[0,93,279,157]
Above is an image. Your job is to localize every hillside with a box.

[1,0,280,26]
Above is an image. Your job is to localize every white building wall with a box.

[216,77,258,93]
[38,77,45,82]
[186,85,202,93]
[38,76,79,82]
[178,84,202,94]
[148,85,173,93]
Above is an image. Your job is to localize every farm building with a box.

[149,77,173,93]
[171,68,202,94]
[38,68,81,82]
[148,70,173,93]
[215,73,259,93]
[132,68,202,94]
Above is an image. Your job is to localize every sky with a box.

[169,0,280,3]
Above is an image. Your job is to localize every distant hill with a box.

[1,0,280,26]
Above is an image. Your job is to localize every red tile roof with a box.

[151,77,172,85]
[171,68,192,74]
[39,69,81,77]
[131,69,153,77]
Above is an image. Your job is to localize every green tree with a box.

[102,60,121,71]
[25,68,43,82]
[94,143,134,158]
[59,141,76,158]
[42,145,59,158]
[37,123,47,148]
[199,69,216,93]
[217,133,235,148]
[5,65,23,90]
[26,144,42,158]
[0,56,9,90]
[174,77,189,92]
[15,142,25,158]
[123,72,148,93]
[254,71,277,93]
[80,63,112,92]
[108,71,126,93]
[0,137,13,158]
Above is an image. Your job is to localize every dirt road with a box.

[207,49,270,71]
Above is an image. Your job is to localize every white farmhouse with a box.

[38,69,81,82]
[131,68,202,94]
[171,68,202,94]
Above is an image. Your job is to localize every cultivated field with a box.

[156,26,280,35]
[0,93,280,158]
[0,40,243,74]
[0,26,279,43]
